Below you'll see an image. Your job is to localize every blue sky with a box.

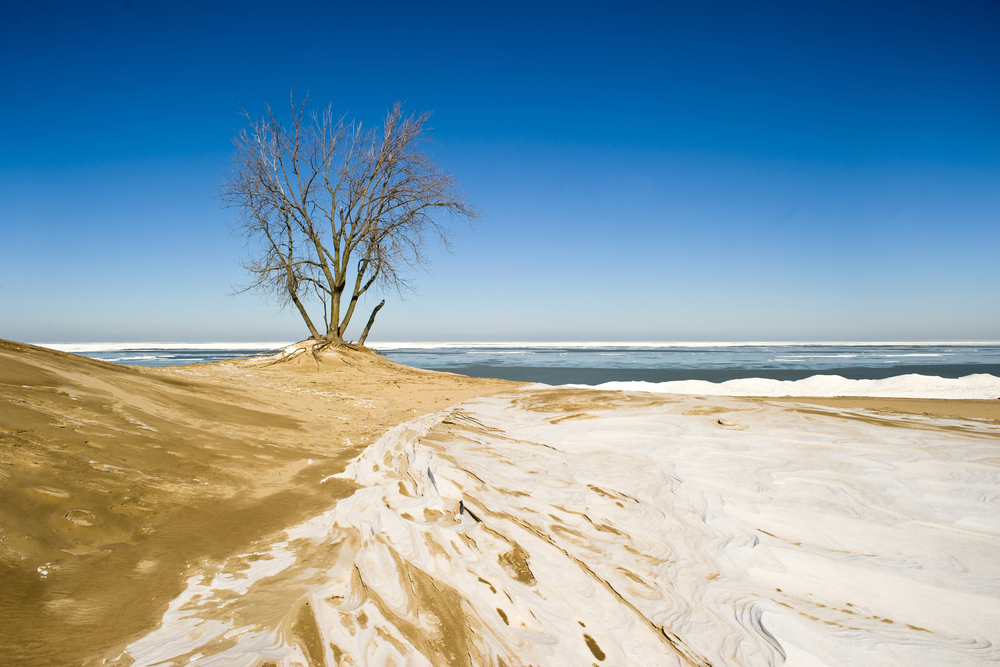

[2,0,998,342]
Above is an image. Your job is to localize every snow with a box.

[572,373,1000,399]
[123,389,1000,666]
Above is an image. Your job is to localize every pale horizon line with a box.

[32,340,1000,353]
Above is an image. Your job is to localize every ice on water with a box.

[123,387,1000,666]
[33,341,1000,378]
[34,342,294,367]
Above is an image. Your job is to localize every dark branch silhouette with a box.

[223,90,478,345]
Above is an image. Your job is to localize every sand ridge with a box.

[763,395,1000,423]
[0,339,518,665]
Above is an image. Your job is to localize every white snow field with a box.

[574,372,1000,399]
[122,388,1000,667]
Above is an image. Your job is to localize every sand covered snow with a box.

[119,387,1000,667]
[0,340,517,665]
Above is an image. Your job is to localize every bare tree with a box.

[223,91,477,346]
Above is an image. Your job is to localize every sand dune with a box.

[2,340,998,665]
[0,340,515,665]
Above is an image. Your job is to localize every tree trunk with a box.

[358,300,385,347]
[290,292,321,341]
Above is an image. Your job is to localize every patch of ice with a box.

[34,342,293,353]
[366,340,1000,350]
[573,373,1000,399]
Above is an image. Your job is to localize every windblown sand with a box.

[2,340,998,666]
[0,340,515,665]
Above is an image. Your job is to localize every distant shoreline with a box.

[441,362,1000,385]
[32,340,1000,350]
[26,341,1000,390]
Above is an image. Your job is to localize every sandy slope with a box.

[0,340,517,665]
[2,339,998,666]
[765,395,1000,421]
[119,388,1000,667]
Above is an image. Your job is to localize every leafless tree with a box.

[223,91,477,346]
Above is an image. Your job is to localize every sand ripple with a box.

[122,391,1000,666]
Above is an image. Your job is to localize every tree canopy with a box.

[223,91,477,346]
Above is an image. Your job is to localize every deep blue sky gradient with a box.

[2,0,998,341]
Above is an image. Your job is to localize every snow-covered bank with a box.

[122,389,1000,666]
[573,372,1000,399]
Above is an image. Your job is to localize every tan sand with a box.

[764,395,1000,422]
[0,339,517,665]
[121,386,1000,666]
[2,338,996,665]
